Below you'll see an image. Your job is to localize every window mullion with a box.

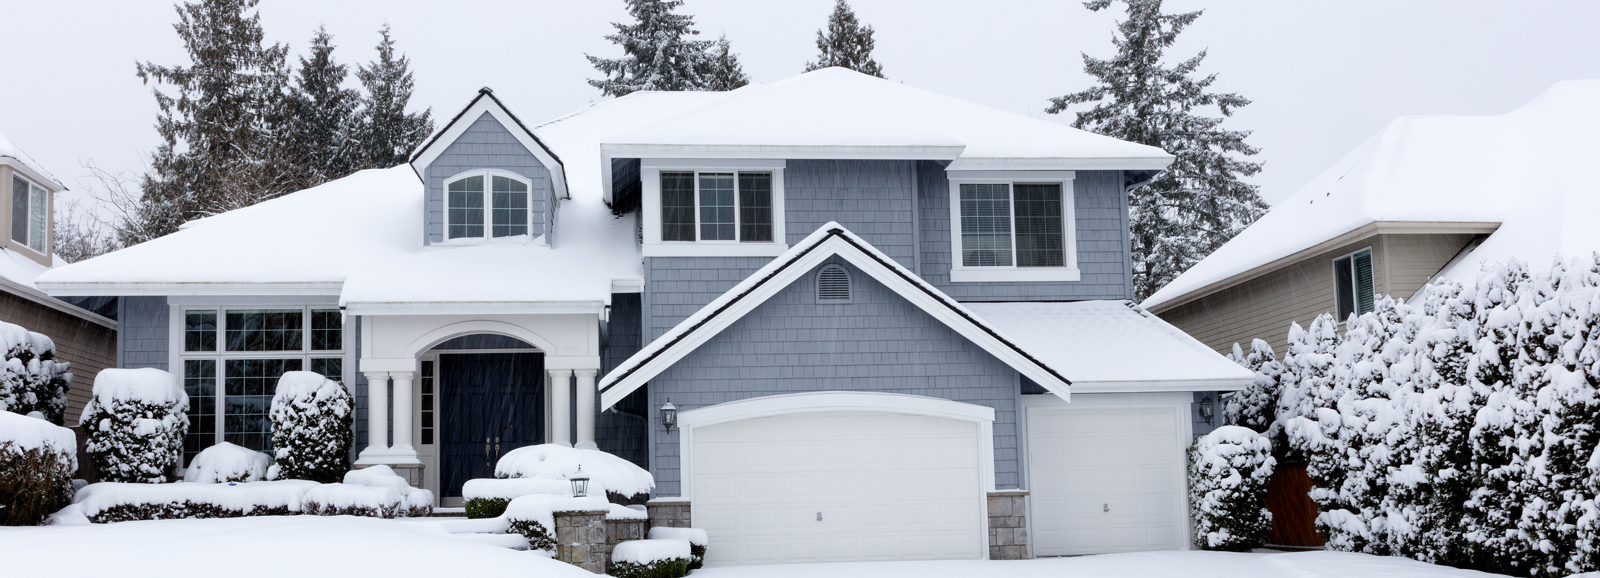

[732,172,742,242]
[214,309,226,447]
[693,172,701,242]
[1007,183,1018,267]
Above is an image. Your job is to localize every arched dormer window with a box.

[447,170,530,241]
[817,264,851,302]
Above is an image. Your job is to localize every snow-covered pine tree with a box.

[1188,426,1276,552]
[288,25,362,189]
[1282,314,1360,548]
[1335,297,1417,555]
[704,34,751,91]
[1529,254,1600,576]
[129,0,295,244]
[803,0,884,78]
[355,24,434,169]
[1047,0,1265,301]
[1465,259,1536,575]
[268,371,353,483]
[1225,339,1284,439]
[587,0,713,96]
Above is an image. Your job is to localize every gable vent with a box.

[818,265,851,302]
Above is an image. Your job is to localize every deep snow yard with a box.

[0,515,1517,578]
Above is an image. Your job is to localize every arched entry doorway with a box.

[423,334,544,501]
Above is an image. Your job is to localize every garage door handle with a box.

[817,512,822,522]
[1103,503,1109,513]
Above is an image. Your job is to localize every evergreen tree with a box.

[1046,0,1265,301]
[587,0,712,96]
[704,34,751,91]
[356,24,434,169]
[130,0,294,244]
[288,25,361,188]
[1224,339,1284,439]
[1466,259,1536,575]
[1531,254,1600,575]
[803,0,884,78]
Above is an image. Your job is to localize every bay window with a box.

[948,174,1078,283]
[447,170,531,241]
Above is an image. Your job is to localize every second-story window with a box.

[661,171,773,243]
[10,174,47,254]
[1334,248,1374,321]
[958,182,1065,268]
[447,171,530,241]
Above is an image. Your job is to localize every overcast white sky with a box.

[5,0,1599,213]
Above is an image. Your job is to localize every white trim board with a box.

[598,222,1073,409]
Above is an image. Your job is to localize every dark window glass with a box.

[182,359,216,467]
[661,172,696,241]
[491,176,529,238]
[738,173,773,243]
[698,173,735,241]
[1335,254,1356,321]
[224,358,302,452]
[185,310,217,352]
[310,358,342,382]
[448,176,485,239]
[419,360,434,445]
[960,184,1013,267]
[10,176,28,244]
[310,309,342,351]
[1013,184,1064,267]
[1354,250,1375,315]
[225,309,303,352]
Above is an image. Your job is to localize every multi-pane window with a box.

[958,182,1066,268]
[178,306,346,464]
[419,360,435,445]
[447,171,532,240]
[1334,248,1375,321]
[659,171,775,243]
[10,174,48,254]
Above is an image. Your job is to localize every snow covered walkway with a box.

[695,550,1512,578]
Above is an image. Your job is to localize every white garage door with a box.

[690,411,985,566]
[1027,405,1186,556]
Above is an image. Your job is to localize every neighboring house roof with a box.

[0,130,66,191]
[963,301,1253,393]
[0,248,114,328]
[1142,80,1600,312]
[598,223,1075,409]
[410,87,570,200]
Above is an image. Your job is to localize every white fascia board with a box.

[945,156,1173,172]
[0,277,115,329]
[678,391,995,429]
[343,300,606,316]
[0,157,66,191]
[411,98,568,201]
[598,223,1072,409]
[603,143,965,160]
[640,158,788,169]
[1070,377,1255,394]
[611,278,645,293]
[37,281,344,297]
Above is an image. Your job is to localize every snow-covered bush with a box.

[1225,339,1285,438]
[303,466,432,518]
[1188,425,1274,551]
[81,368,187,483]
[72,480,317,523]
[504,493,613,552]
[0,324,74,426]
[649,527,708,570]
[611,539,691,578]
[495,443,654,501]
[182,442,272,483]
[0,410,76,525]
[462,477,569,518]
[268,371,353,483]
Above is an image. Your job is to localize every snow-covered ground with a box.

[697,551,1510,578]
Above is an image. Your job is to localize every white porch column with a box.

[574,369,598,450]
[358,371,389,461]
[549,368,574,447]
[390,370,418,460]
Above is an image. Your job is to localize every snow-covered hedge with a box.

[495,444,654,501]
[462,477,570,519]
[610,539,691,578]
[70,480,318,523]
[0,324,74,426]
[81,368,187,483]
[1224,339,1285,439]
[304,466,432,518]
[269,371,352,483]
[649,527,708,570]
[182,442,272,483]
[1188,425,1274,552]
[0,410,76,525]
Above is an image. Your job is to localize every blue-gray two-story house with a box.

[38,68,1252,564]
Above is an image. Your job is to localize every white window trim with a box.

[9,173,47,257]
[1332,246,1375,323]
[442,169,537,246]
[947,174,1079,283]
[166,299,353,460]
[641,159,788,257]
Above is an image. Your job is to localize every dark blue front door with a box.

[439,352,544,498]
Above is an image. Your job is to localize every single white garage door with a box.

[1027,405,1186,556]
[690,411,985,566]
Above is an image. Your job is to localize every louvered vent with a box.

[817,265,851,301]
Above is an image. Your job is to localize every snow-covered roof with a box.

[1142,80,1600,311]
[0,129,66,191]
[964,301,1254,392]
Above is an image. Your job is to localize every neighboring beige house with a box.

[1141,80,1600,355]
[0,130,117,425]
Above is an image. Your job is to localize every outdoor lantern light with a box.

[570,465,590,498]
[1199,395,1215,425]
[661,400,677,430]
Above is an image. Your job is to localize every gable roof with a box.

[1141,80,1600,312]
[0,129,65,191]
[598,222,1073,410]
[410,87,569,200]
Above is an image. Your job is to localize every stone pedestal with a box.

[646,499,691,529]
[605,518,648,562]
[987,490,1030,560]
[555,510,609,574]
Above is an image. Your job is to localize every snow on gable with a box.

[1142,80,1600,311]
[0,129,65,191]
[410,88,568,201]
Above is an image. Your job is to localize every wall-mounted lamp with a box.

[1198,395,1215,425]
[661,400,677,430]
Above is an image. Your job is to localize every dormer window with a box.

[10,174,47,254]
[446,170,530,242]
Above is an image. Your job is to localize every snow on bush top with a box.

[274,371,343,403]
[612,539,691,564]
[73,480,320,519]
[183,442,272,483]
[495,444,653,497]
[91,368,184,404]
[0,409,75,454]
[462,477,571,501]
[344,465,419,496]
[648,527,707,547]
[1192,426,1276,491]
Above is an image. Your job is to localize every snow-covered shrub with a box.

[503,493,614,553]
[73,480,317,523]
[649,527,708,570]
[495,444,654,502]
[0,324,74,426]
[302,466,432,518]
[1188,425,1275,551]
[268,371,353,483]
[81,368,187,483]
[1225,339,1285,439]
[182,442,272,483]
[345,465,432,517]
[462,477,569,518]
[610,539,691,578]
[0,410,76,525]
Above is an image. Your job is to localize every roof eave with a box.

[0,157,66,191]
